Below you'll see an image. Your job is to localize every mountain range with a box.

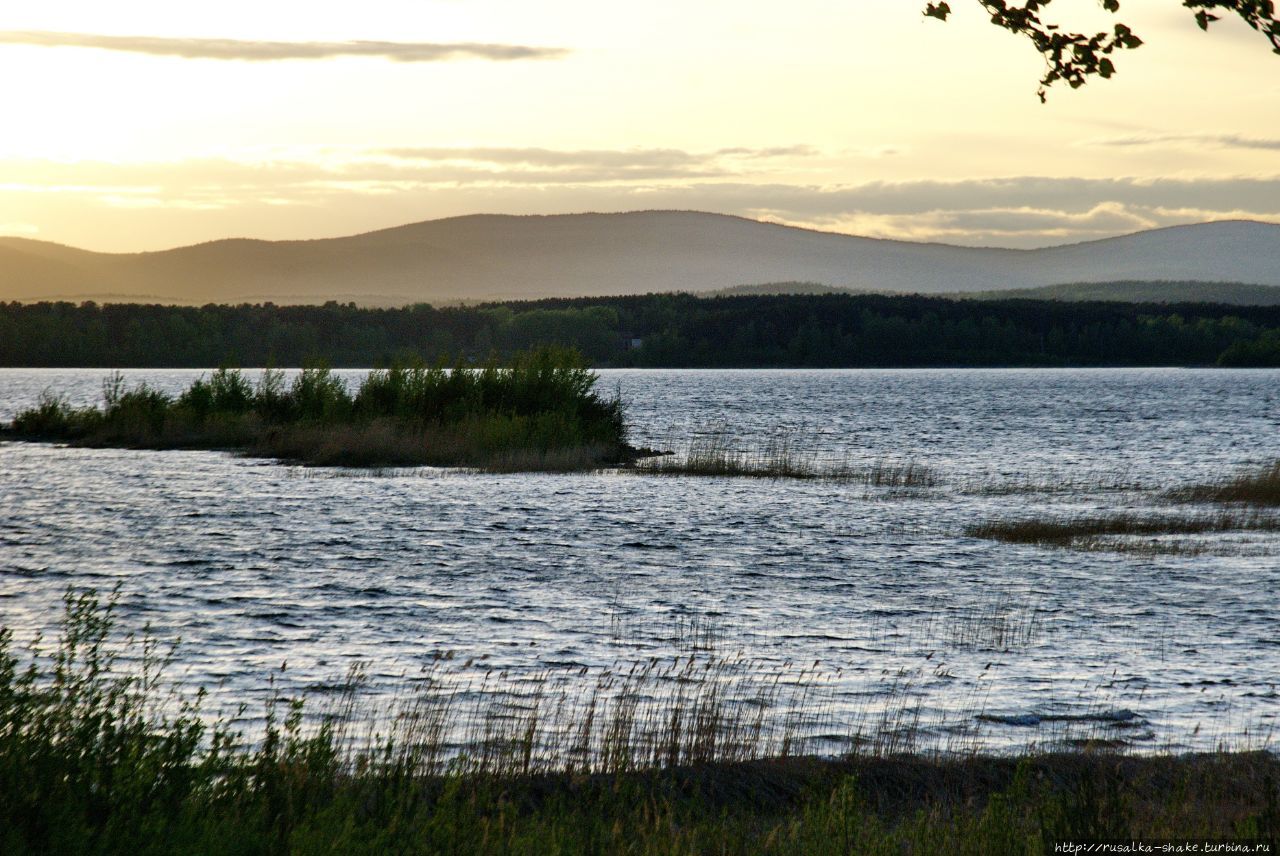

[2,211,1279,306]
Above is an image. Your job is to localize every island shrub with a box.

[4,347,628,470]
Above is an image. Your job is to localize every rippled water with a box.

[2,368,1278,754]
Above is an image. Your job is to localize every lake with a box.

[1,368,1278,754]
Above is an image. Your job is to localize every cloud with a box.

[517,176,1280,246]
[916,203,1157,235]
[1086,132,1280,152]
[0,30,567,62]
[655,176,1280,224]
[382,147,709,169]
[760,203,1163,246]
[5,154,1279,248]
[714,146,819,159]
[0,152,733,191]
[0,146,813,193]
[381,146,817,170]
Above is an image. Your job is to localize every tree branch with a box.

[923,0,1280,100]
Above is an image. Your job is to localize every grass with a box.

[632,428,817,479]
[965,459,1280,554]
[3,591,1278,854]
[2,348,633,471]
[946,595,1044,652]
[965,510,1280,552]
[633,427,938,485]
[1168,460,1280,507]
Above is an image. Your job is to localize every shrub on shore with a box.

[3,348,629,470]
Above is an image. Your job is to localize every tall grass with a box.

[634,427,937,485]
[635,428,818,478]
[3,592,1277,854]
[1169,460,1280,506]
[966,511,1280,551]
[946,596,1044,652]
[5,348,630,470]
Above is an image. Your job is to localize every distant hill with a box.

[3,212,1280,306]
[964,280,1280,306]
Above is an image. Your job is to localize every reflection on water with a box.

[1,368,1278,753]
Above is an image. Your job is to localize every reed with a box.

[1168,460,1280,507]
[633,427,938,485]
[2,591,1277,854]
[946,596,1044,652]
[634,428,816,478]
[966,511,1280,550]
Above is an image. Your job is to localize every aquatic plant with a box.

[633,427,938,485]
[965,510,1280,552]
[1168,460,1280,507]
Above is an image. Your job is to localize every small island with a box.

[1,347,640,471]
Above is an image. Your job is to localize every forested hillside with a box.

[3,293,1279,368]
[966,280,1280,306]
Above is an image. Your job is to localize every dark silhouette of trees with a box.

[4,294,1280,368]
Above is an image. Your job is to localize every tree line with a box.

[2,293,1280,368]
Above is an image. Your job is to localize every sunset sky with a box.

[2,0,1278,251]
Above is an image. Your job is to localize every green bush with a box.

[9,392,88,438]
[209,368,255,414]
[292,365,353,421]
[7,347,628,470]
[103,384,171,441]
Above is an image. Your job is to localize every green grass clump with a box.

[3,592,1278,854]
[4,348,630,471]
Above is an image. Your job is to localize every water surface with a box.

[2,368,1278,753]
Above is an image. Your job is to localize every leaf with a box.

[1194,11,1219,31]
[923,2,951,21]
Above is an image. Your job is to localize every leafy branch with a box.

[923,0,1280,100]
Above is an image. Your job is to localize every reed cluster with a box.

[945,596,1044,652]
[3,592,1277,854]
[965,510,1280,555]
[4,348,629,470]
[634,428,937,486]
[1168,460,1280,506]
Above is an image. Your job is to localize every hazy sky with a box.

[2,0,1278,251]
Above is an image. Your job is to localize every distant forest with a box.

[3,294,1280,368]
